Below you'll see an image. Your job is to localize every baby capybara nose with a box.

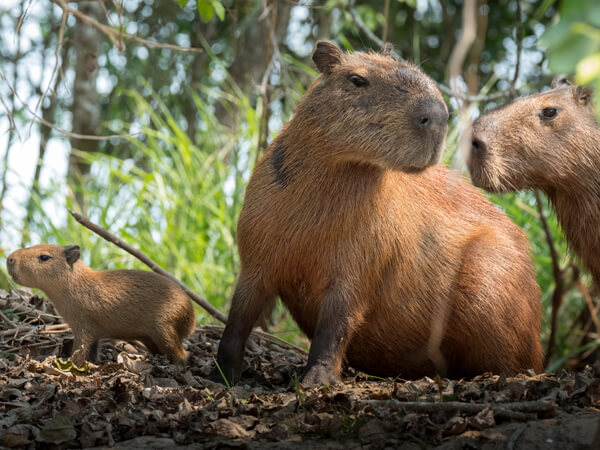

[413,99,448,130]
[471,137,486,157]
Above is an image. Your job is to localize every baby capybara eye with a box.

[540,107,558,120]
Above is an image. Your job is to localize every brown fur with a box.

[6,244,195,361]
[468,79,600,286]
[216,42,543,385]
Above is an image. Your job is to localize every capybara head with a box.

[468,77,597,192]
[295,41,448,172]
[7,244,81,290]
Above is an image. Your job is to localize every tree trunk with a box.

[68,1,104,210]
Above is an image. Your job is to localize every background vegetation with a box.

[0,0,599,370]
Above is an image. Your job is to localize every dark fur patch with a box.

[395,85,408,94]
[272,142,290,187]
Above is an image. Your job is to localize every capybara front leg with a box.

[215,274,274,385]
[302,289,362,386]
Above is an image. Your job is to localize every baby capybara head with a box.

[7,244,81,290]
[468,77,597,192]
[296,41,448,172]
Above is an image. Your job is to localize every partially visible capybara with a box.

[469,78,600,286]
[6,244,195,361]
[215,41,543,386]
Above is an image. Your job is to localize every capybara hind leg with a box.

[216,274,275,385]
[72,330,99,362]
[302,288,364,386]
[154,332,188,361]
[140,337,160,355]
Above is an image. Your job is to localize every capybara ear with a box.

[63,245,81,266]
[380,42,394,57]
[312,41,343,75]
[551,75,570,89]
[575,85,593,106]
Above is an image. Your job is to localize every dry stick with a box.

[534,190,564,362]
[68,209,228,324]
[511,0,523,93]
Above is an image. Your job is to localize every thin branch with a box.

[382,0,390,42]
[68,209,228,324]
[50,0,203,53]
[0,69,140,141]
[510,0,522,95]
[534,190,564,362]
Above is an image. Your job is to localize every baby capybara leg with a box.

[216,274,275,385]
[152,331,188,361]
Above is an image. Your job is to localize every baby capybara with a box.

[216,41,543,385]
[7,244,195,361]
[469,78,600,287]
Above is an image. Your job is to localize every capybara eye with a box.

[347,74,369,87]
[38,255,51,262]
[540,107,558,120]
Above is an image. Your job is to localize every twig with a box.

[0,310,17,328]
[68,209,228,324]
[507,423,527,450]
[382,0,390,42]
[535,190,563,361]
[511,0,522,95]
[0,70,140,142]
[50,0,203,53]
[199,325,308,357]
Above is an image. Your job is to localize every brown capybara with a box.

[6,244,195,361]
[216,41,543,386]
[468,78,600,286]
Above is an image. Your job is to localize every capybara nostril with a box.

[7,257,15,266]
[413,99,449,130]
[471,138,486,156]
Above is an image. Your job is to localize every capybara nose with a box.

[414,99,449,130]
[471,137,486,157]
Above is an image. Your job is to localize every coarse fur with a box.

[468,78,600,286]
[6,244,195,361]
[216,41,543,385]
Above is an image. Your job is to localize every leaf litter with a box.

[0,289,599,449]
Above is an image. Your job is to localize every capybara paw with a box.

[301,364,340,387]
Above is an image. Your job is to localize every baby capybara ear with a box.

[63,245,81,266]
[551,75,571,89]
[575,85,594,106]
[312,41,343,75]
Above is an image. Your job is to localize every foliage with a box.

[541,0,600,116]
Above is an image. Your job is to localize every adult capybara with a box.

[469,78,600,286]
[6,244,195,361]
[216,41,543,385]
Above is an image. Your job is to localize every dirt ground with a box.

[1,288,599,449]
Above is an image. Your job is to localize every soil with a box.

[0,288,599,449]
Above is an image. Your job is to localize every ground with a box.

[0,289,599,449]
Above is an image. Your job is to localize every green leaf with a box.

[177,0,189,7]
[55,358,91,376]
[197,0,214,23]
[575,53,600,84]
[212,0,225,21]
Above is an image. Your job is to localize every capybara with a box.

[469,78,600,286]
[216,41,543,385]
[6,244,195,361]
